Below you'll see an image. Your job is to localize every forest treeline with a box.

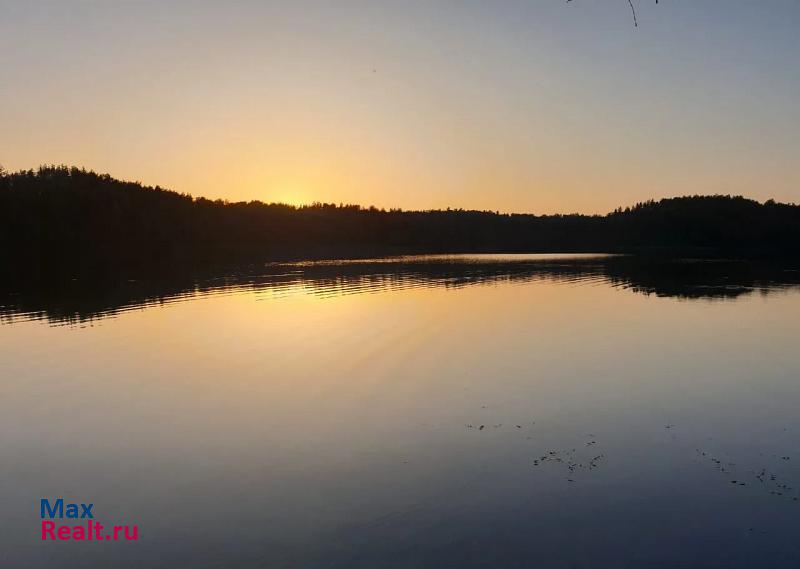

[2,166,799,280]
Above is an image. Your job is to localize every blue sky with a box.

[2,1,798,212]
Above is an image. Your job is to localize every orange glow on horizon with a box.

[1,3,798,214]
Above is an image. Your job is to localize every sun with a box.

[268,183,314,207]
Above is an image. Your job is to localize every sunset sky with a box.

[2,1,799,214]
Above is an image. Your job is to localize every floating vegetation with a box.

[464,415,799,505]
[532,434,606,482]
[695,447,800,503]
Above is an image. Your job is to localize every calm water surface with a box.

[3,254,800,568]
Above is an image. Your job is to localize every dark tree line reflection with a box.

[2,255,799,326]
[3,167,800,287]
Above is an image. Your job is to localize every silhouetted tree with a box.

[1,165,798,283]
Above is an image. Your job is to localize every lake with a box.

[3,254,800,568]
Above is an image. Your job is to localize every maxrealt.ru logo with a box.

[40,498,139,541]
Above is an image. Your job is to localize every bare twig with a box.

[628,0,638,27]
[566,0,658,27]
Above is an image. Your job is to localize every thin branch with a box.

[628,0,638,27]
[566,0,657,28]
